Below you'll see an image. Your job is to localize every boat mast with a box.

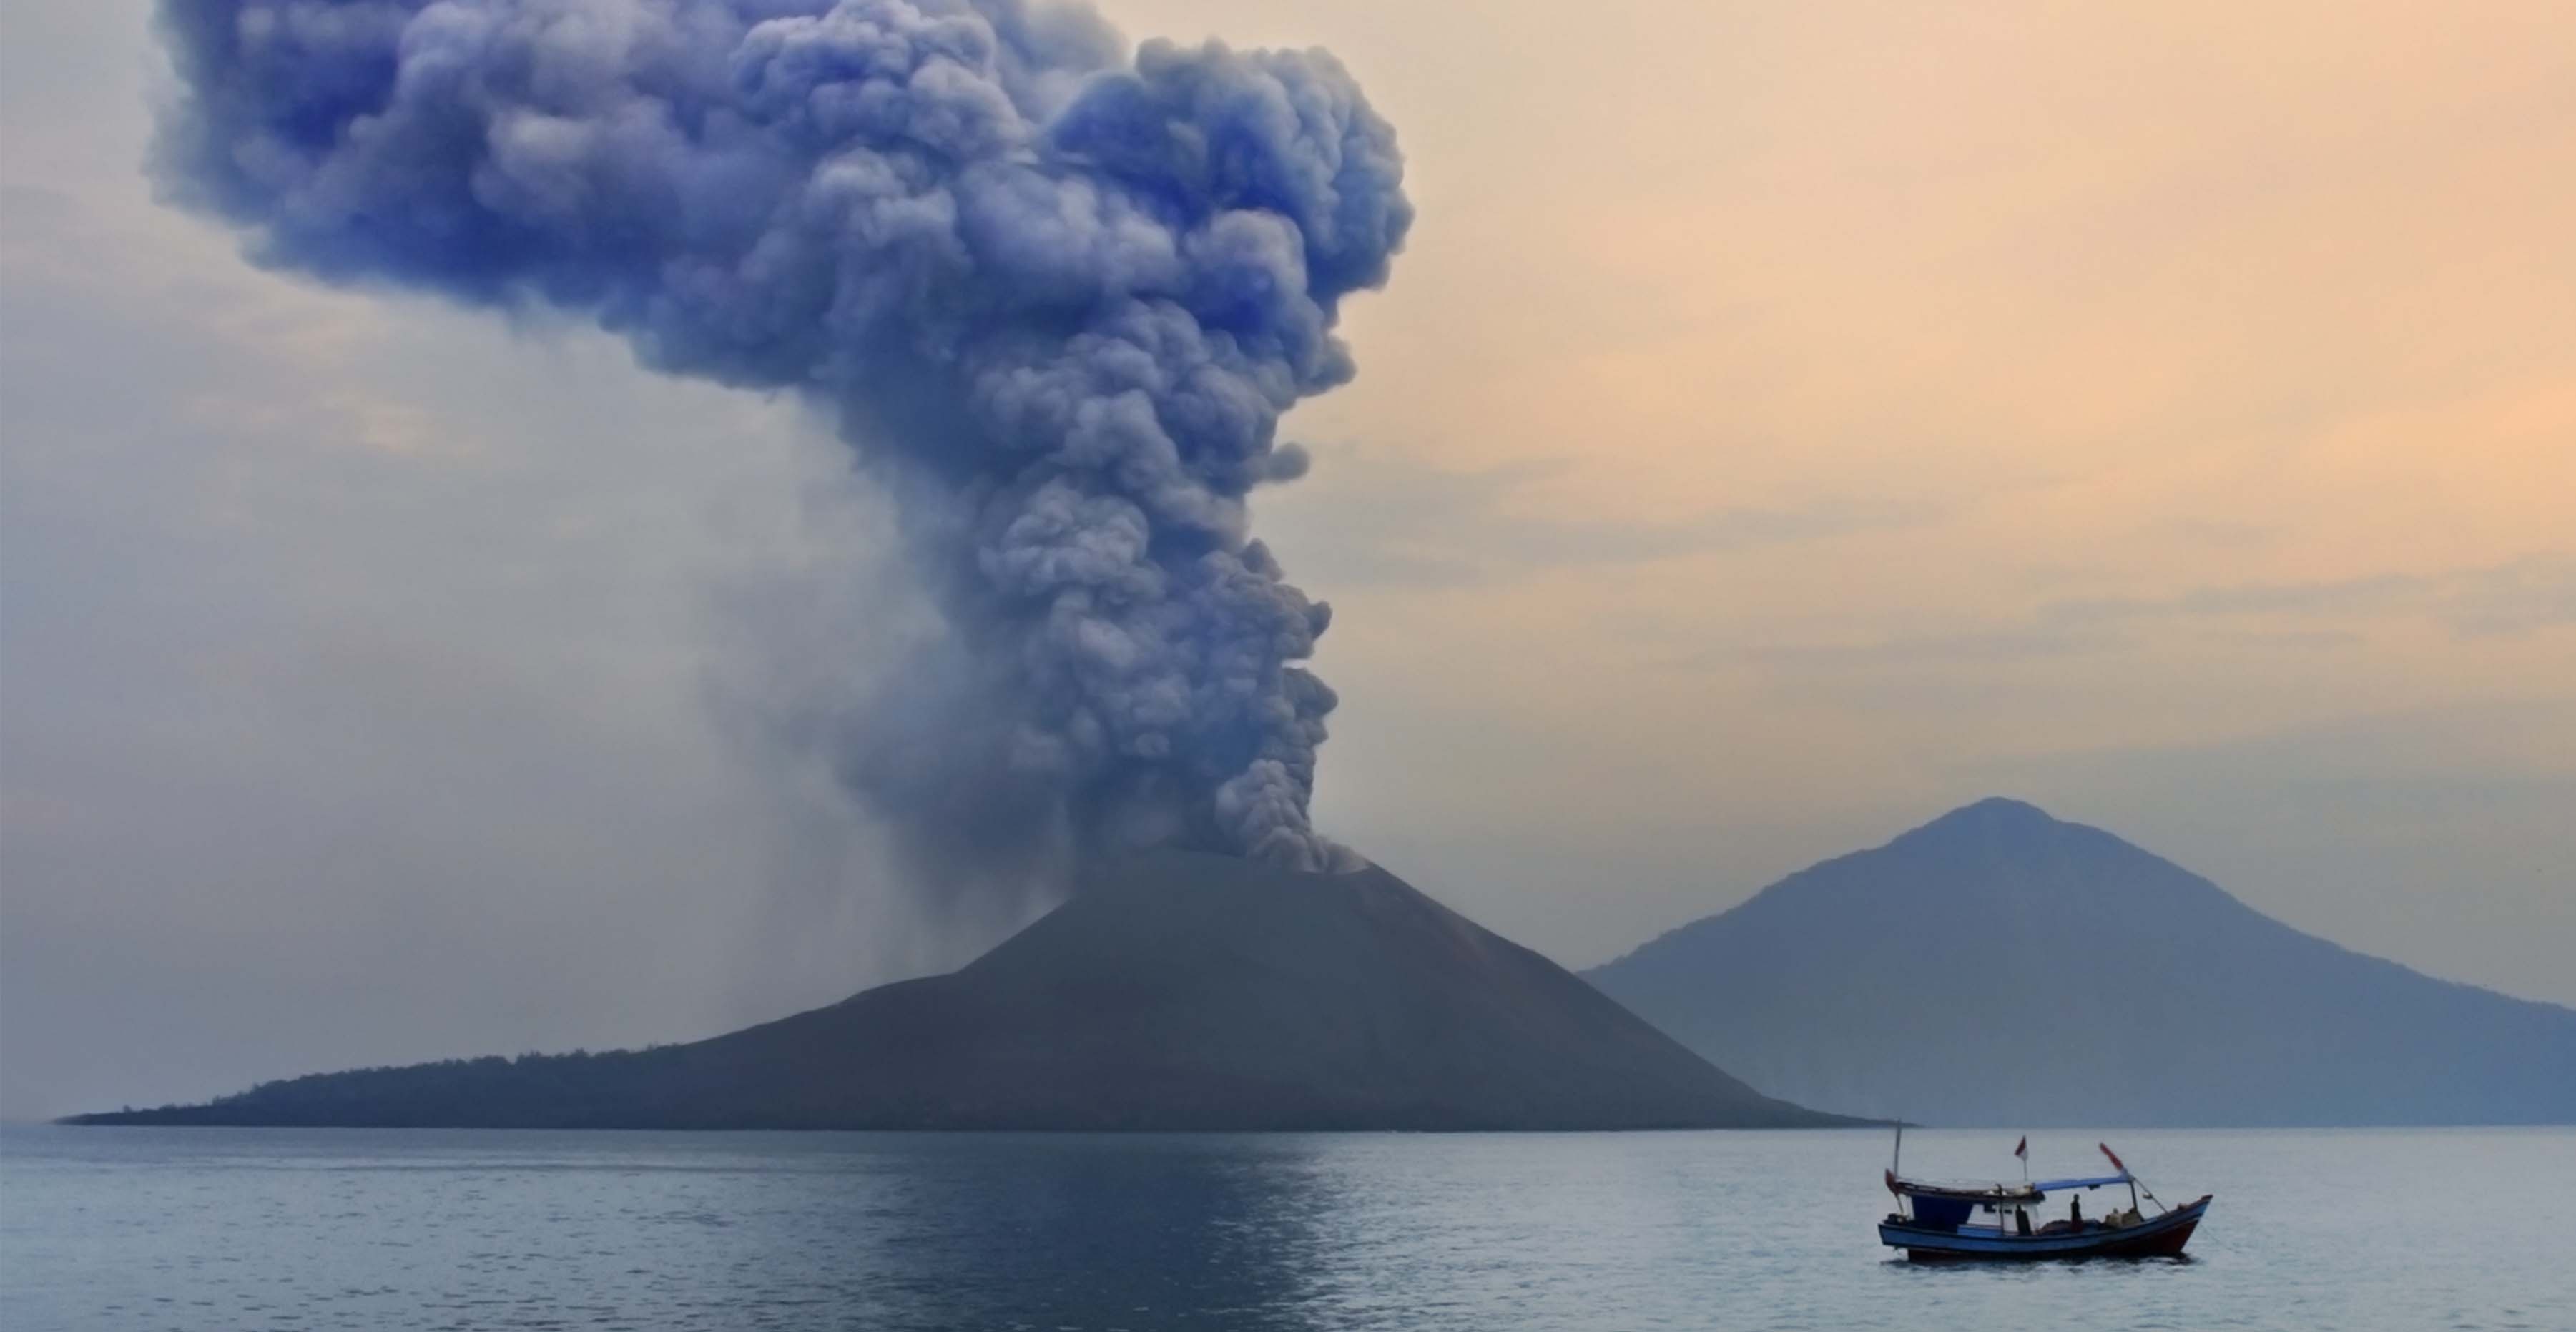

[1890,1121,1907,1221]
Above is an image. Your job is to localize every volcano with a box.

[1586,798,2576,1126]
[69,851,1842,1130]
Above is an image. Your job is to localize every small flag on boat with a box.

[2099,1143,2128,1175]
[2013,1135,2027,1160]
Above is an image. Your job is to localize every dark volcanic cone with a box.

[70,852,1842,1131]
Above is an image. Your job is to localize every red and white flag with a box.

[2013,1135,2027,1160]
[2099,1143,2128,1175]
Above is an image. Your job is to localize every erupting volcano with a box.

[72,1,1864,1133]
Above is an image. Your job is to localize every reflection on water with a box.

[806,1135,1339,1329]
[3,1125,2570,1331]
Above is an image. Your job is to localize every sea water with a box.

[3,1125,2567,1331]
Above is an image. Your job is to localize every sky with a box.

[2,0,2570,1121]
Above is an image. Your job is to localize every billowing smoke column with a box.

[152,1,1409,878]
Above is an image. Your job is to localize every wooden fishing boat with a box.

[1877,1135,2211,1262]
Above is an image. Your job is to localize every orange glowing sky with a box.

[1171,0,2576,993]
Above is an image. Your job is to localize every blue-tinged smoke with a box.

[153,0,1408,880]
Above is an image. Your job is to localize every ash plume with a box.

[151,1,1410,884]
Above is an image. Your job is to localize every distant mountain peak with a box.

[1871,796,2100,871]
[1912,796,2063,833]
[1586,803,2576,1127]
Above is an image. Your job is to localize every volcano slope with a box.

[1586,798,2576,1127]
[69,850,1843,1130]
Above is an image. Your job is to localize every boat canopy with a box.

[2031,1173,2132,1193]
[1887,1171,2133,1204]
[1886,1175,2040,1203]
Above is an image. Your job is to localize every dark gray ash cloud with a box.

[151,0,1411,890]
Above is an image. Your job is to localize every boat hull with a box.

[1879,1195,2211,1263]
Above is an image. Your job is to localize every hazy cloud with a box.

[1270,447,1939,589]
[2041,556,2576,638]
[1754,555,2576,676]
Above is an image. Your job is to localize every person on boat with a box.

[2069,1196,2085,1229]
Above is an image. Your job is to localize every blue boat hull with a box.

[1879,1195,2211,1262]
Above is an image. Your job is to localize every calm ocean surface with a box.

[3,1125,2567,1331]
